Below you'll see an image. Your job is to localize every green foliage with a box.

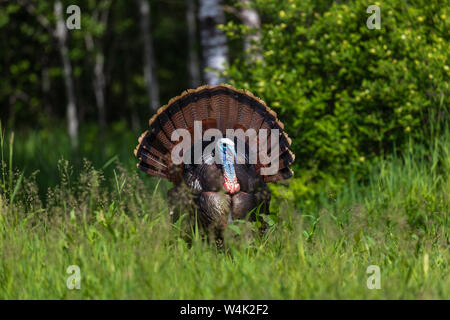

[224,0,449,198]
[0,0,190,128]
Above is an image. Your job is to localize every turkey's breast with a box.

[173,162,270,231]
[195,190,260,227]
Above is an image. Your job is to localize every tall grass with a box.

[0,124,448,299]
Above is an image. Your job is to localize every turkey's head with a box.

[216,138,240,194]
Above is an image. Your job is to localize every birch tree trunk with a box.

[198,0,228,85]
[85,37,106,131]
[240,0,262,62]
[186,0,201,88]
[93,51,106,130]
[54,1,79,149]
[84,6,110,132]
[137,0,160,112]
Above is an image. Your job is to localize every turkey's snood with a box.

[217,138,240,194]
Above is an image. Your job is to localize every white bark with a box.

[54,1,79,149]
[84,6,110,131]
[240,0,262,62]
[137,0,160,112]
[93,52,106,129]
[186,0,201,87]
[198,0,229,85]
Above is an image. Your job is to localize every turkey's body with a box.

[134,84,294,239]
[169,162,271,236]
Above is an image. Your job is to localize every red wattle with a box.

[223,178,240,194]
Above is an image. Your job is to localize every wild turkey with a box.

[134,84,294,239]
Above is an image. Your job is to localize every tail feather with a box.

[135,148,167,171]
[167,100,188,130]
[210,91,230,132]
[226,91,240,131]
[195,90,210,121]
[137,161,168,179]
[264,167,294,183]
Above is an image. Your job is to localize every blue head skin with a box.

[216,138,240,194]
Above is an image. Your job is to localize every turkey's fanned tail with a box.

[134,84,295,183]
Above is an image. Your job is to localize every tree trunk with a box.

[198,0,228,85]
[84,6,110,132]
[85,35,106,131]
[137,0,160,112]
[41,64,52,117]
[240,0,262,62]
[54,1,79,149]
[186,0,201,88]
[93,52,106,130]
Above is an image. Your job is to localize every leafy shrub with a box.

[223,0,449,200]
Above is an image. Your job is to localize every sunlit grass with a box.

[0,124,448,299]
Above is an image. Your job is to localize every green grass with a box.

[0,124,448,299]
